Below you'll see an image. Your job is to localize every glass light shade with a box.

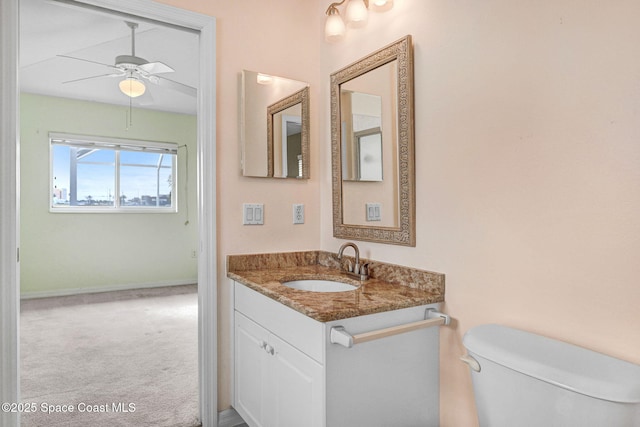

[119,77,146,98]
[371,0,394,12]
[325,11,346,42]
[345,0,368,28]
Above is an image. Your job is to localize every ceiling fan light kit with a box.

[119,74,146,98]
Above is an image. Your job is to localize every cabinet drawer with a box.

[234,282,325,364]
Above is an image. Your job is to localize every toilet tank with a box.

[462,324,640,427]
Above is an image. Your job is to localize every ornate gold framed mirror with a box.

[331,35,415,246]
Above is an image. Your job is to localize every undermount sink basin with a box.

[281,279,358,292]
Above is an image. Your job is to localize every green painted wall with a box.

[20,93,198,295]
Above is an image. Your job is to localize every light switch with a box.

[366,203,381,222]
[243,203,264,225]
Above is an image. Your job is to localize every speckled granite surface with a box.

[227,251,445,322]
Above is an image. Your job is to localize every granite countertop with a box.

[227,251,445,323]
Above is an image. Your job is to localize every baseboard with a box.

[20,279,197,300]
[218,407,245,427]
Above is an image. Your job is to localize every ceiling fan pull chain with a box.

[126,95,133,130]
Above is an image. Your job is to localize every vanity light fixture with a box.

[324,0,394,42]
[345,0,368,28]
[119,73,146,98]
[370,0,394,12]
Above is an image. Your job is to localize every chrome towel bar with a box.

[330,308,451,348]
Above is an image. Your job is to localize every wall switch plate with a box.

[293,204,304,224]
[243,203,264,225]
[366,203,382,221]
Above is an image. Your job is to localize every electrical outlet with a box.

[191,250,197,258]
[293,204,304,224]
[243,203,264,225]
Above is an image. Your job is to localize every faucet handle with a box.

[360,263,370,280]
[345,259,354,273]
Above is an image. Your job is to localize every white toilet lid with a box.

[463,324,640,403]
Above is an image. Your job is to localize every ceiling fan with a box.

[58,21,196,99]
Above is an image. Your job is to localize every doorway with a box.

[0,1,217,426]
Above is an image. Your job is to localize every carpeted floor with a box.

[20,285,200,427]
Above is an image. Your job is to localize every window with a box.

[50,133,178,212]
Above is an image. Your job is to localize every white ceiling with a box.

[19,0,199,115]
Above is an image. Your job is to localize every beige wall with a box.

[165,0,640,424]
[157,0,323,411]
[319,1,640,425]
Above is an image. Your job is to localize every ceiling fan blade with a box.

[57,54,120,72]
[152,75,197,97]
[62,73,122,85]
[138,61,174,75]
[138,87,155,106]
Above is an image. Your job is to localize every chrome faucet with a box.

[337,242,369,280]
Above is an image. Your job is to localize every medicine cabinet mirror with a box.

[331,35,415,246]
[241,70,310,179]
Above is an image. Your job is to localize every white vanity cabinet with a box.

[234,282,325,427]
[235,313,324,427]
[232,280,441,427]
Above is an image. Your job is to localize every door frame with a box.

[0,1,217,426]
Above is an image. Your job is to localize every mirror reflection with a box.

[268,87,310,179]
[340,62,398,227]
[241,70,309,178]
[331,35,415,246]
[341,91,384,182]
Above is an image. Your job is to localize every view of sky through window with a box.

[52,144,175,208]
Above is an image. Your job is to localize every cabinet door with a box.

[268,333,324,427]
[235,312,270,427]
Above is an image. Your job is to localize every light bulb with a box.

[371,0,394,12]
[345,0,368,28]
[256,73,273,85]
[119,76,146,98]
[325,7,346,42]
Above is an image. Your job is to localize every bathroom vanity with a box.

[228,250,445,427]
